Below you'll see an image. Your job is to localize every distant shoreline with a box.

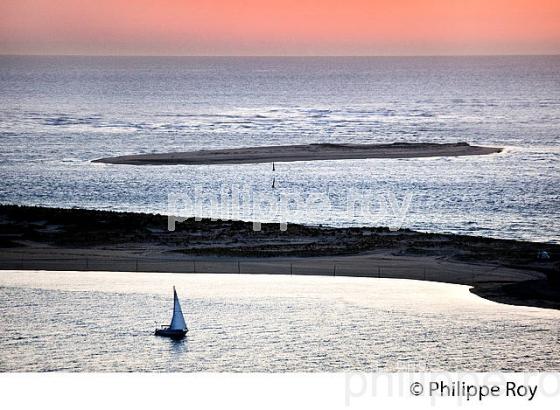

[1,205,558,310]
[93,142,503,166]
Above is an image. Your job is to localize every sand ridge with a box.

[93,142,503,165]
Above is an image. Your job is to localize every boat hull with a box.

[155,328,187,340]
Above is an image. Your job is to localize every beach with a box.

[93,142,502,165]
[1,205,558,310]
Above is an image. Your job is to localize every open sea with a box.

[1,270,559,372]
[0,55,559,242]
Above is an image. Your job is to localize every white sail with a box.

[169,286,187,331]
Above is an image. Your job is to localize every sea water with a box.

[0,270,559,372]
[0,56,558,242]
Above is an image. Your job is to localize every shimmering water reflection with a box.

[0,270,559,372]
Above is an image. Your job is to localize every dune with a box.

[1,205,558,310]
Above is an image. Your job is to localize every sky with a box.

[1,0,559,56]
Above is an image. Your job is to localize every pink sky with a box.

[1,0,559,55]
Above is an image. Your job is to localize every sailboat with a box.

[155,286,188,340]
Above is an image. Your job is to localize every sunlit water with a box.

[0,56,559,242]
[0,270,559,372]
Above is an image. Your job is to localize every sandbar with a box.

[93,142,503,165]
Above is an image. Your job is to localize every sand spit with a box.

[93,142,503,166]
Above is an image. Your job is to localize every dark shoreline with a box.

[1,204,558,310]
[93,142,503,165]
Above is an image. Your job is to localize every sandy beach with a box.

[93,142,502,165]
[1,205,557,310]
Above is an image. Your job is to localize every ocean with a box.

[0,56,558,242]
[1,270,559,372]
